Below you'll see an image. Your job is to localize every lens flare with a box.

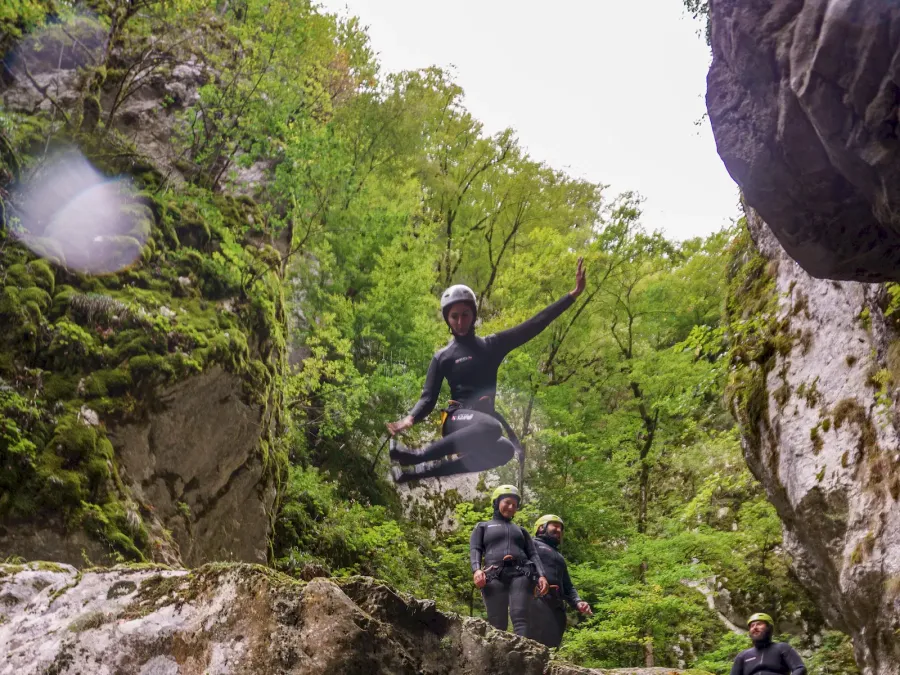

[10,150,150,274]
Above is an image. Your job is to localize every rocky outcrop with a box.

[707,0,900,282]
[0,562,701,675]
[109,367,276,566]
[0,17,284,567]
[727,208,900,675]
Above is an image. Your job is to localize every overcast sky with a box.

[316,0,740,242]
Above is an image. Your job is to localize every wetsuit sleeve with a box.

[729,653,743,675]
[523,529,546,578]
[561,559,583,609]
[408,354,442,422]
[470,523,485,572]
[781,644,807,675]
[487,294,575,357]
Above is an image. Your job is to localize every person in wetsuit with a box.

[469,485,549,636]
[527,514,592,648]
[386,257,585,483]
[731,613,807,675]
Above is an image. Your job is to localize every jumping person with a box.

[386,258,586,483]
[470,485,549,636]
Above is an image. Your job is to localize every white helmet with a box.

[440,284,477,321]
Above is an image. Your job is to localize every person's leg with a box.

[481,578,511,631]
[391,410,516,481]
[527,597,556,646]
[508,574,534,637]
[391,409,501,464]
[551,603,568,647]
[392,437,515,482]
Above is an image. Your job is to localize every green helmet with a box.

[748,612,774,628]
[534,514,564,535]
[491,484,520,503]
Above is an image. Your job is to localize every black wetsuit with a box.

[730,639,807,675]
[527,534,583,648]
[394,294,575,480]
[470,512,546,636]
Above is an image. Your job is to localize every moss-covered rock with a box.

[0,128,287,566]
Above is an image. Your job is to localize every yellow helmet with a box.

[491,484,520,503]
[534,514,564,535]
[748,612,775,629]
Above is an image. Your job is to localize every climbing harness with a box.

[483,555,533,584]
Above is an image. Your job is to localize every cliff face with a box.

[707,0,900,283]
[0,561,704,675]
[725,207,900,675]
[707,4,900,671]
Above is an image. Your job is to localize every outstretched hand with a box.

[577,601,593,615]
[387,415,414,436]
[569,256,586,298]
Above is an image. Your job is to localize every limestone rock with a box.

[731,208,900,675]
[0,562,701,675]
[0,367,276,568]
[707,0,900,282]
[109,367,276,566]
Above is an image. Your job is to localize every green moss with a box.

[0,166,286,563]
[810,426,824,455]
[83,369,133,398]
[68,610,109,632]
[790,291,809,318]
[815,466,826,482]
[43,373,80,401]
[26,259,55,293]
[859,306,872,331]
[832,399,878,454]
[77,502,145,563]
[723,226,792,450]
[772,381,791,408]
[49,571,83,603]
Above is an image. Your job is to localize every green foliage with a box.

[0,2,862,673]
[806,631,861,675]
[683,0,712,45]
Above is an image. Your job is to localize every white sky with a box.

[316,0,740,242]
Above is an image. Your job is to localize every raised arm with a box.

[487,257,585,357]
[488,294,575,356]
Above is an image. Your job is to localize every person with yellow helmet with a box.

[730,612,807,675]
[386,258,586,483]
[526,514,592,648]
[469,485,549,636]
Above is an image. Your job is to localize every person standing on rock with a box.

[469,485,549,636]
[731,613,807,675]
[386,258,585,483]
[526,514,592,648]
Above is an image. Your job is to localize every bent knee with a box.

[495,439,515,463]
